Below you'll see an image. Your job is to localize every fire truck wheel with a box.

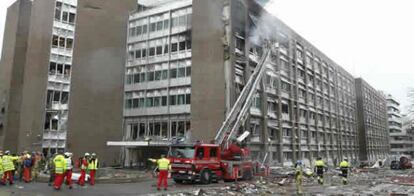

[200,169,212,184]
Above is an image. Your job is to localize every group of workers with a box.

[49,151,99,190]
[295,157,351,194]
[0,150,43,185]
[0,149,98,191]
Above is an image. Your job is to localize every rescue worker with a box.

[295,160,304,195]
[22,153,32,183]
[64,152,74,189]
[77,153,89,186]
[47,154,56,186]
[1,150,18,185]
[31,152,41,181]
[149,154,171,191]
[88,153,98,186]
[314,157,327,185]
[339,158,351,185]
[53,150,67,190]
[16,152,25,182]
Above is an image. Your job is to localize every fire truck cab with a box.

[169,143,253,184]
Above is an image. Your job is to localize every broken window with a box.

[61,92,69,104]
[69,13,76,23]
[49,62,57,74]
[169,95,176,105]
[53,91,61,102]
[163,19,169,29]
[52,35,59,47]
[132,124,138,140]
[186,67,191,77]
[62,11,69,22]
[51,119,58,130]
[161,122,168,137]
[142,25,147,34]
[186,94,191,105]
[157,21,163,31]
[281,82,290,92]
[57,64,63,75]
[156,46,163,55]
[154,70,162,80]
[179,41,186,51]
[281,103,289,114]
[66,38,73,49]
[54,2,62,20]
[59,37,65,48]
[150,23,156,32]
[177,94,185,105]
[141,49,147,57]
[178,67,186,78]
[170,68,177,78]
[149,47,155,56]
[171,43,178,52]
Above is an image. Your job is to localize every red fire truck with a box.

[169,46,274,184]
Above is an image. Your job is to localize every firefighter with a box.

[64,152,74,189]
[2,150,18,185]
[77,153,89,186]
[339,158,351,185]
[295,160,304,194]
[47,154,56,186]
[53,150,67,190]
[314,157,327,185]
[149,154,171,191]
[88,153,98,185]
[31,152,41,181]
[22,153,32,183]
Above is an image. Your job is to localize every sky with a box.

[0,0,413,112]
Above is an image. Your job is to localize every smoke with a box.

[249,0,280,46]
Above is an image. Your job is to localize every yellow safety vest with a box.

[2,155,18,172]
[157,158,170,170]
[295,165,303,180]
[315,160,325,167]
[0,156,3,174]
[54,155,67,174]
[340,161,350,168]
[88,159,98,170]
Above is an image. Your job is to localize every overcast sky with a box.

[0,0,413,113]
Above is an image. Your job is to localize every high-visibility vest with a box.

[88,158,98,170]
[0,156,3,174]
[2,155,18,172]
[295,165,303,180]
[340,161,350,168]
[157,158,170,170]
[315,160,325,168]
[65,158,73,170]
[54,155,67,174]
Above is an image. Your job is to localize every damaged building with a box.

[111,0,363,167]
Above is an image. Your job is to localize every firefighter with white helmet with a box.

[64,152,74,189]
[77,152,89,186]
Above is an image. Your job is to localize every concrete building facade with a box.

[0,0,136,165]
[116,0,360,167]
[355,78,389,162]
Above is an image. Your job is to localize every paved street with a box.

[0,179,226,196]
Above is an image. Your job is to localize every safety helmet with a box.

[84,152,90,157]
[296,160,302,165]
[91,153,96,157]
[64,152,70,156]
[5,150,10,155]
[344,157,348,161]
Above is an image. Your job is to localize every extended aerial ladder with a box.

[214,43,274,148]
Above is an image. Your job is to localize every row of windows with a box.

[46,90,69,106]
[129,14,191,37]
[52,35,74,49]
[49,62,71,77]
[54,1,76,24]
[125,94,191,109]
[128,39,191,60]
[126,66,191,84]
[129,120,190,139]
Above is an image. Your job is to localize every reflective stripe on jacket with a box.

[88,158,98,170]
[157,158,170,170]
[66,158,73,170]
[53,155,67,174]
